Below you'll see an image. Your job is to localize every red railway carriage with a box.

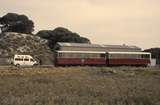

[107,52,151,66]
[55,51,106,66]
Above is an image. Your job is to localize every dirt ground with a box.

[0,66,159,105]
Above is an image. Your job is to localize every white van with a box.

[13,55,38,66]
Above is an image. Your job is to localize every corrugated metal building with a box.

[0,57,11,65]
[54,42,142,52]
[103,44,141,52]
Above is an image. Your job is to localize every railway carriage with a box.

[55,51,106,66]
[107,52,151,66]
[54,43,151,66]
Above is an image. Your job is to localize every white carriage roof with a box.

[57,42,141,50]
[108,52,151,54]
[56,50,106,54]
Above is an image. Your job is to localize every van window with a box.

[24,58,29,61]
[15,58,23,61]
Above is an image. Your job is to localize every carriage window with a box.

[100,54,105,58]
[128,54,137,59]
[77,53,82,58]
[141,54,150,59]
[72,53,76,58]
[67,53,72,58]
[82,53,87,58]
[92,54,96,58]
[95,54,99,58]
[110,54,116,58]
[58,53,62,58]
[86,53,91,58]
[109,54,112,58]
[63,53,67,58]
[67,53,71,58]
[137,54,141,59]
[88,53,92,58]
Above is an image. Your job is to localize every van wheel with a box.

[15,64,20,67]
[33,64,38,66]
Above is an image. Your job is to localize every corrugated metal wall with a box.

[0,57,11,65]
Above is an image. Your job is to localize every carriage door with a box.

[81,53,85,65]
[106,52,109,65]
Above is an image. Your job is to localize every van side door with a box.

[24,58,30,65]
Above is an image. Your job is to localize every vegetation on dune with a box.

[36,27,90,50]
[0,13,34,34]
[0,67,159,105]
[0,32,53,65]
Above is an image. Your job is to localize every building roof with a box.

[56,42,141,50]
[57,42,102,48]
[103,44,141,50]
[56,50,106,54]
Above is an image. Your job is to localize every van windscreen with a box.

[30,59,34,62]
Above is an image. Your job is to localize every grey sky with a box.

[0,0,160,49]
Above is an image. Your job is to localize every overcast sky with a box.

[1,0,160,49]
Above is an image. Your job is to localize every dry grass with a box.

[0,66,160,105]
